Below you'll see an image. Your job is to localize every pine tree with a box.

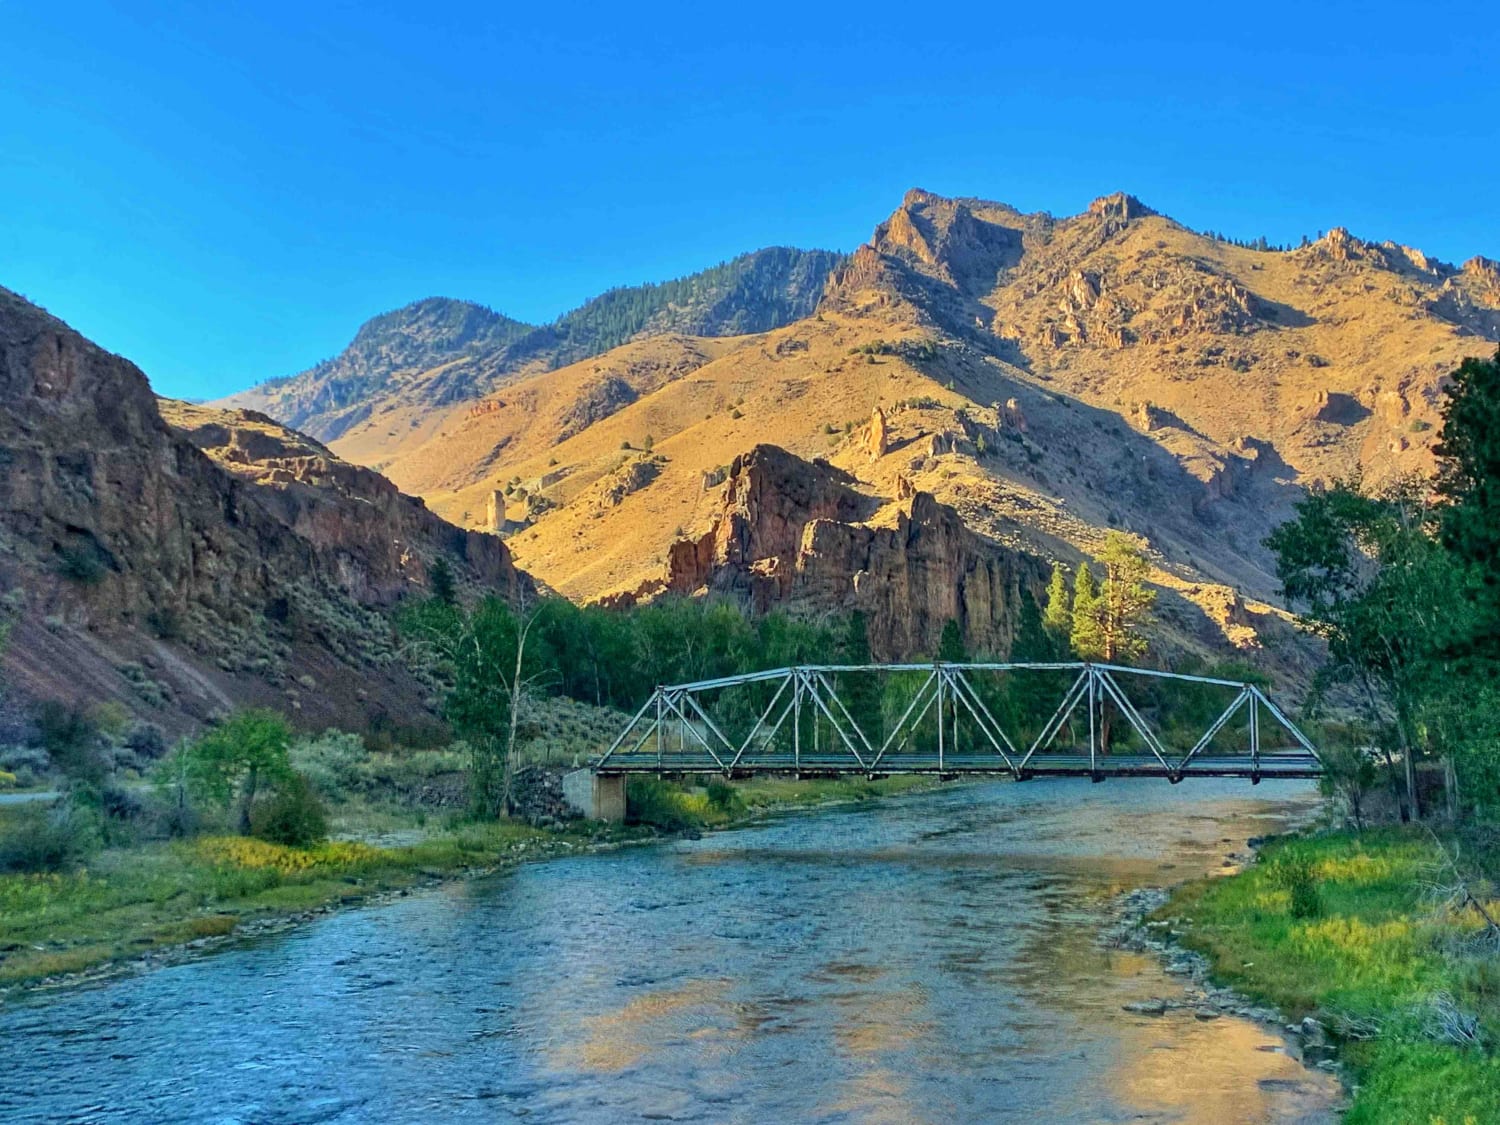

[1070,563,1104,660]
[1095,532,1157,664]
[1042,564,1072,640]
[938,619,966,662]
[1010,589,1055,662]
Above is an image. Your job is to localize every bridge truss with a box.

[594,662,1321,782]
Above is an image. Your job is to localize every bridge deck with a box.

[596,753,1322,779]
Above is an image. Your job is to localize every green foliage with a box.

[428,555,457,606]
[1266,481,1469,817]
[704,779,742,816]
[547,248,842,362]
[937,619,966,662]
[55,541,110,585]
[1166,831,1500,1123]
[1436,348,1500,658]
[180,710,295,834]
[250,773,329,847]
[1266,851,1323,919]
[1042,564,1072,641]
[0,803,98,874]
[1091,531,1157,663]
[1069,563,1103,659]
[626,777,706,831]
[34,701,108,786]
[290,730,372,803]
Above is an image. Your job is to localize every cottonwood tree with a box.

[181,709,294,834]
[1266,481,1466,820]
[402,594,546,817]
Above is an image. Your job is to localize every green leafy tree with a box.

[1266,482,1465,820]
[183,710,294,834]
[1436,348,1500,656]
[402,595,543,817]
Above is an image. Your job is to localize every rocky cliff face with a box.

[0,287,528,732]
[159,401,529,605]
[612,445,1048,658]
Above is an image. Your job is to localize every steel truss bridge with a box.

[595,662,1322,783]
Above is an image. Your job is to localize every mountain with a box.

[303,188,1497,673]
[223,247,843,443]
[0,287,529,735]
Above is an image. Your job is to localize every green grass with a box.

[1160,828,1500,1124]
[0,820,625,988]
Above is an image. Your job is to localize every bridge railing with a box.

[594,662,1322,781]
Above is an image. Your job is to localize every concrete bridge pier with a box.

[562,769,627,823]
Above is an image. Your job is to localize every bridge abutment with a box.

[563,769,627,823]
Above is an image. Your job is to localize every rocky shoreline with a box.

[1101,841,1348,1099]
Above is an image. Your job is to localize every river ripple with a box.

[0,778,1341,1123]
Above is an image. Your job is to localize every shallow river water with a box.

[0,778,1342,1124]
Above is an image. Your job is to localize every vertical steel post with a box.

[936,666,945,771]
[655,689,664,768]
[1250,690,1260,774]
[1087,665,1097,775]
[793,671,802,771]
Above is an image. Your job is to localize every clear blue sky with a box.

[3,1,1495,400]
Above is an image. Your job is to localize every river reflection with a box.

[0,778,1340,1123]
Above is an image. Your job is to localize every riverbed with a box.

[0,778,1341,1123]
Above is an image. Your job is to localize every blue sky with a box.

[2,1,1496,400]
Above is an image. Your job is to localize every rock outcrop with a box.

[162,401,527,605]
[615,445,1047,658]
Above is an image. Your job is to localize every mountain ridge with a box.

[222,246,843,442]
[311,186,1495,680]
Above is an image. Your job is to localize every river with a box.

[0,778,1341,1123]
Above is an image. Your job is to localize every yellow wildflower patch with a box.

[1311,852,1399,885]
[1291,915,1415,965]
[195,836,385,875]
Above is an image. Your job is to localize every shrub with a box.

[705,779,742,815]
[290,730,371,803]
[627,778,705,832]
[0,803,98,873]
[56,542,109,585]
[123,722,169,761]
[1268,850,1323,919]
[0,745,51,777]
[250,773,329,847]
[34,702,108,785]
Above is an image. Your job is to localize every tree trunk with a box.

[237,763,259,836]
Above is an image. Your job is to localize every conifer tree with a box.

[1042,564,1072,640]
[938,619,966,662]
[1095,532,1156,664]
[1070,563,1104,659]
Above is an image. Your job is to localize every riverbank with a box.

[0,773,936,999]
[1156,827,1500,1124]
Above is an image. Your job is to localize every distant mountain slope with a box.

[223,247,843,442]
[341,187,1496,673]
[0,287,529,734]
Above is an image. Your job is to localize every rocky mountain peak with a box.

[1087,192,1157,222]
